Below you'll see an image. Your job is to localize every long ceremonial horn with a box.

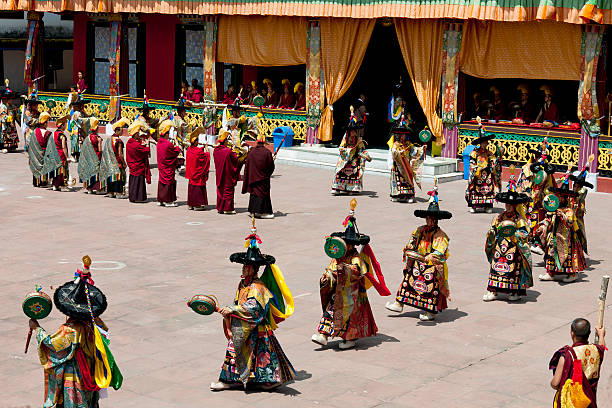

[595,275,610,344]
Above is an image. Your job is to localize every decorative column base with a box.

[579,124,599,172]
[440,126,458,158]
[306,127,318,145]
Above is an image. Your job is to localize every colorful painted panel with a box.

[95,26,110,59]
[94,61,110,95]
[128,63,137,97]
[128,27,137,60]
[186,29,204,64]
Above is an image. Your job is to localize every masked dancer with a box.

[331,108,371,196]
[516,139,557,254]
[313,199,390,349]
[483,171,533,302]
[388,116,425,203]
[386,180,452,320]
[537,170,586,283]
[28,255,122,407]
[465,119,502,213]
[210,218,295,391]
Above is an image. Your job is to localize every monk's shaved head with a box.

[571,318,591,341]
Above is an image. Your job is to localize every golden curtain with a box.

[217,16,307,66]
[319,17,375,142]
[395,19,444,144]
[459,21,582,81]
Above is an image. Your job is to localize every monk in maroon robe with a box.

[213,131,239,214]
[156,120,181,207]
[52,115,69,190]
[549,318,606,408]
[277,80,295,109]
[35,115,51,187]
[126,124,152,203]
[30,112,50,187]
[242,136,275,218]
[86,124,103,193]
[293,83,306,111]
[186,133,211,210]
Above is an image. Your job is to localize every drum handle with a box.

[24,328,32,354]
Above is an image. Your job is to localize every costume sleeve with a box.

[35,326,79,368]
[229,284,272,325]
[230,298,267,325]
[404,227,420,252]
[432,232,449,260]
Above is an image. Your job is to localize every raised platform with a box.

[275,145,463,182]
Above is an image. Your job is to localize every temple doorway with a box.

[332,20,426,147]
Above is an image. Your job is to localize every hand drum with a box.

[187,294,219,315]
[324,236,347,259]
[543,193,560,212]
[22,290,52,319]
[497,220,517,238]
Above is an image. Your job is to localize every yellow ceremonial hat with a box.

[189,127,206,144]
[540,85,554,96]
[294,82,304,93]
[158,119,174,136]
[489,86,500,95]
[517,84,529,95]
[90,117,99,129]
[282,79,290,87]
[263,78,272,86]
[217,129,230,144]
[112,117,130,131]
[128,122,143,136]
[56,114,70,126]
[38,111,50,124]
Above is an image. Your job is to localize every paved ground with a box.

[0,144,610,408]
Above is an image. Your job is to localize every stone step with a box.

[275,145,463,182]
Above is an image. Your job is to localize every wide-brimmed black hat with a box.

[330,216,370,245]
[230,246,275,266]
[550,182,579,197]
[528,148,543,158]
[346,120,365,131]
[414,200,452,220]
[230,219,276,266]
[54,275,107,320]
[496,191,530,204]
[531,161,554,175]
[569,171,593,189]
[175,98,188,110]
[24,98,43,105]
[472,133,495,146]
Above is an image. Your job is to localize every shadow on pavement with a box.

[387,307,468,326]
[585,258,602,271]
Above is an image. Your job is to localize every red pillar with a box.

[242,66,258,88]
[141,14,178,101]
[73,13,88,85]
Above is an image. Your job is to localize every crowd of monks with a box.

[469,84,562,125]
[21,94,277,218]
[221,78,306,110]
[14,89,607,407]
